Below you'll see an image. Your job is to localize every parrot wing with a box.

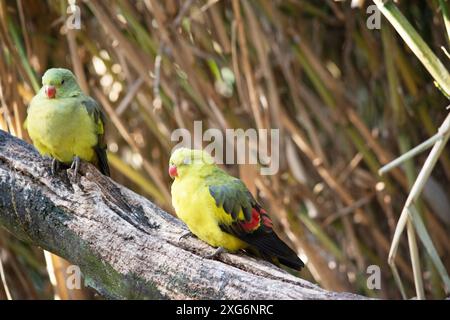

[207,171,304,270]
[81,97,110,176]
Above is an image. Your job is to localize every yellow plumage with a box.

[25,68,109,176]
[26,96,98,163]
[170,149,248,251]
[171,171,248,251]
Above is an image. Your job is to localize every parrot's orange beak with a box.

[169,165,178,178]
[44,85,56,99]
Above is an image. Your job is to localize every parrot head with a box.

[41,68,81,99]
[168,148,215,179]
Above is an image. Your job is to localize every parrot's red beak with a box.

[44,85,56,99]
[169,165,178,178]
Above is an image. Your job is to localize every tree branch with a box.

[0,130,368,299]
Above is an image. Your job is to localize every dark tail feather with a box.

[278,255,304,270]
[267,233,304,270]
[94,145,110,176]
[244,231,305,270]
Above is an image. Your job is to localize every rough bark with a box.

[0,130,369,300]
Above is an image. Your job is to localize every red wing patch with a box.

[239,208,260,232]
[258,208,273,228]
[261,213,273,228]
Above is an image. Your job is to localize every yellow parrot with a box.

[25,68,109,178]
[169,148,304,270]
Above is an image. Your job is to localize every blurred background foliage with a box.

[0,0,449,299]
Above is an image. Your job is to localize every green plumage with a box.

[207,172,255,221]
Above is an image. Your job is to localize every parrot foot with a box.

[70,156,81,183]
[51,158,60,175]
[178,231,194,241]
[205,246,226,260]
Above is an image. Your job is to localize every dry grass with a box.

[0,0,449,299]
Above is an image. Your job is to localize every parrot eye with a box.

[61,80,65,85]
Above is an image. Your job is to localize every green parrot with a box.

[169,148,304,270]
[25,68,109,178]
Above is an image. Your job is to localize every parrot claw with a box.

[178,231,194,242]
[70,156,81,183]
[51,158,60,175]
[205,247,226,260]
